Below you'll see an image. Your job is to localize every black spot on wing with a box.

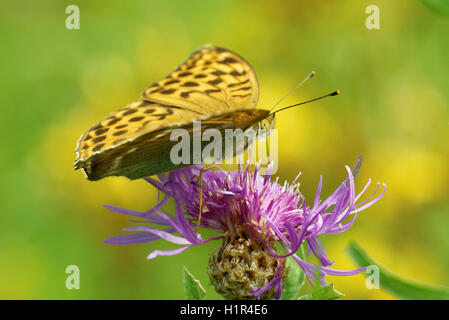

[129,116,145,122]
[92,136,106,143]
[205,89,221,94]
[93,143,105,152]
[123,109,138,116]
[180,91,193,98]
[228,79,250,88]
[113,130,128,136]
[231,86,251,92]
[218,57,238,64]
[208,78,223,85]
[107,118,121,126]
[231,93,251,98]
[230,70,247,76]
[211,70,226,76]
[95,128,109,135]
[89,123,103,131]
[164,79,180,85]
[182,81,199,87]
[160,89,177,95]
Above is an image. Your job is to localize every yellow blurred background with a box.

[0,0,448,299]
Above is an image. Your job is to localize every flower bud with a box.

[208,227,287,300]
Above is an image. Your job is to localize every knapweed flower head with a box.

[104,157,386,299]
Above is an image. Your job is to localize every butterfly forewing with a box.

[76,109,269,181]
[74,100,201,165]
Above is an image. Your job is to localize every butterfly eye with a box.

[261,116,275,133]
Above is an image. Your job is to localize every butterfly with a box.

[74,44,275,181]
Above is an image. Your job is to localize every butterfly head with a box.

[259,113,276,135]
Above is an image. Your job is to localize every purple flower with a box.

[104,156,386,299]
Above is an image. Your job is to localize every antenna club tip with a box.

[311,70,316,76]
[331,90,341,96]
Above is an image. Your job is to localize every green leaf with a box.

[297,242,306,260]
[280,256,305,300]
[297,294,312,300]
[419,0,449,17]
[346,241,449,300]
[311,284,344,300]
[182,266,206,300]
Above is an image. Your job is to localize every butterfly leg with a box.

[265,128,271,162]
[259,121,271,164]
[195,164,217,232]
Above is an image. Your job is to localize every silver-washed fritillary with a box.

[74,45,275,181]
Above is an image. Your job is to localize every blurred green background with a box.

[1,0,448,299]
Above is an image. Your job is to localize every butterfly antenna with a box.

[270,71,316,112]
[269,90,340,116]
